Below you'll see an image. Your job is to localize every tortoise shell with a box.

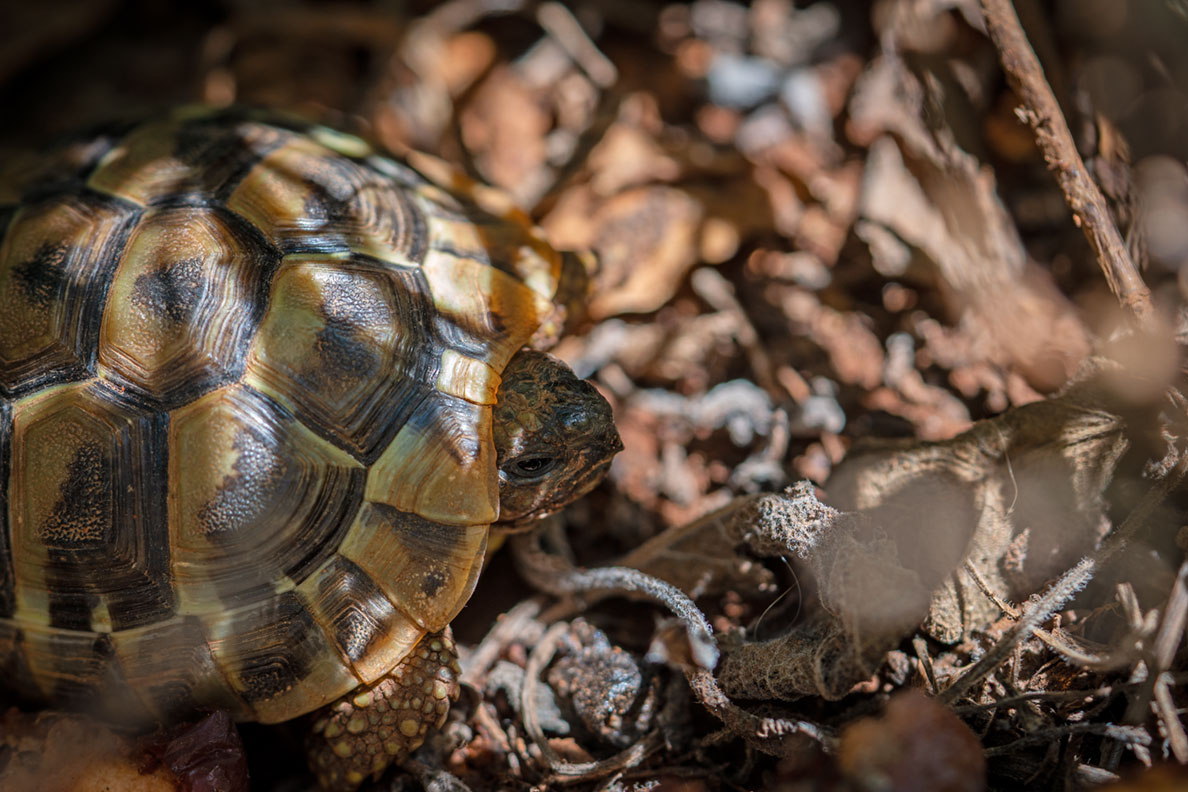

[0,107,573,724]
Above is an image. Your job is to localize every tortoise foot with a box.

[306,630,459,791]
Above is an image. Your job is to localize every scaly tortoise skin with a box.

[0,107,621,789]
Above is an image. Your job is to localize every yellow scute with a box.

[338,503,488,632]
[364,392,497,526]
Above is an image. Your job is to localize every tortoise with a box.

[0,106,621,789]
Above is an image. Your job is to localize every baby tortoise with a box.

[0,107,621,789]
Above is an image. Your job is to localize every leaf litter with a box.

[2,1,1188,790]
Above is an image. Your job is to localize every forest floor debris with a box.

[2,1,1188,791]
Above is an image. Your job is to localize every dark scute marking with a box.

[429,201,526,281]
[40,441,110,548]
[39,385,172,631]
[97,204,280,410]
[1,192,141,399]
[366,502,468,571]
[129,257,204,326]
[209,205,283,347]
[310,274,392,389]
[227,591,317,704]
[217,203,284,339]
[429,263,498,361]
[13,241,70,308]
[192,386,364,593]
[302,177,353,227]
[163,116,293,202]
[401,190,429,266]
[421,570,446,598]
[0,623,39,706]
[269,262,441,464]
[316,316,380,381]
[0,400,13,616]
[281,463,364,586]
[197,419,287,537]
[314,556,399,664]
[334,293,440,463]
[434,316,494,362]
[429,240,491,269]
[44,586,99,631]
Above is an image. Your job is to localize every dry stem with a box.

[980,0,1157,332]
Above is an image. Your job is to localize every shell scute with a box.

[422,244,552,375]
[204,590,355,723]
[365,390,496,525]
[10,381,171,632]
[16,624,147,720]
[87,116,293,207]
[338,503,487,633]
[298,554,422,682]
[0,193,139,396]
[97,204,280,405]
[226,136,427,266]
[244,254,439,462]
[169,383,364,615]
[111,614,250,721]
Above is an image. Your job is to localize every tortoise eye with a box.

[507,454,557,480]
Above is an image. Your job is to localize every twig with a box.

[980,0,1158,332]
[536,2,617,89]
[983,722,1151,757]
[912,636,939,695]
[938,554,1097,706]
[1117,561,1188,764]
[964,560,1145,671]
[460,597,548,687]
[950,686,1120,714]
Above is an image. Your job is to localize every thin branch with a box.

[983,722,1151,757]
[980,0,1158,332]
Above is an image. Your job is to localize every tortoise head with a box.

[492,349,622,528]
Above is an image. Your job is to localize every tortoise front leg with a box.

[306,630,460,791]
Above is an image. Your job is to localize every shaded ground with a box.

[2,1,1188,791]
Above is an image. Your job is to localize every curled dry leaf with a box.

[616,494,780,599]
[828,366,1130,643]
[708,364,1133,701]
